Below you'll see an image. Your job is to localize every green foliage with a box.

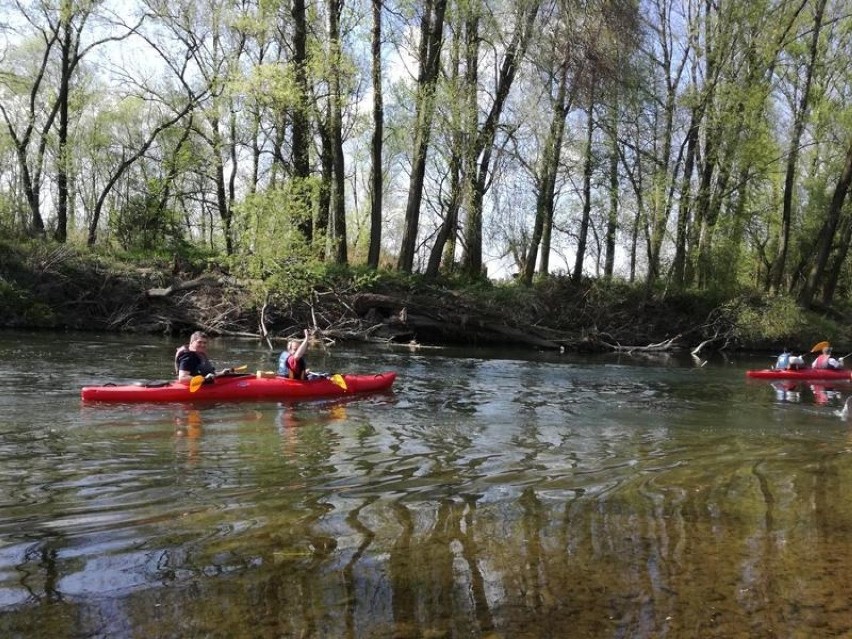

[727,294,829,348]
[233,183,320,268]
[235,63,300,109]
[0,275,26,314]
[109,187,183,253]
[324,263,428,293]
[228,182,329,307]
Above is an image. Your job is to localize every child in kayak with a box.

[278,329,312,379]
[774,350,805,370]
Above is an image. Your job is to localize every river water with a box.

[1,330,851,638]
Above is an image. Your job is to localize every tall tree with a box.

[289,0,314,242]
[769,0,827,293]
[0,0,140,240]
[327,0,347,263]
[573,100,595,281]
[460,0,540,278]
[425,10,469,279]
[397,0,448,273]
[799,140,852,307]
[366,0,384,269]
[521,57,570,285]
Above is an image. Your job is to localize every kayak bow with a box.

[81,371,396,403]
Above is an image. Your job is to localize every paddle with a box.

[189,365,248,393]
[308,371,348,391]
[220,365,248,376]
[189,375,206,393]
[811,340,830,353]
[330,374,348,391]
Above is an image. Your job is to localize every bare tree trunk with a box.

[573,101,595,281]
[821,212,852,306]
[317,125,332,256]
[521,57,570,285]
[604,102,619,279]
[328,0,347,264]
[671,109,699,288]
[462,2,539,278]
[425,13,466,279]
[769,0,825,293]
[397,0,448,273]
[291,0,313,242]
[54,16,74,243]
[799,140,852,307]
[210,116,233,255]
[367,0,384,269]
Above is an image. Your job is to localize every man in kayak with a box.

[812,345,844,370]
[176,331,231,383]
[278,329,312,379]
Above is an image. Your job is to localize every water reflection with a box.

[769,381,850,408]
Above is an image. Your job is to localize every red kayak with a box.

[746,368,851,381]
[81,372,396,403]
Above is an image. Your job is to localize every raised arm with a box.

[293,329,310,360]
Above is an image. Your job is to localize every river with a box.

[1,330,851,638]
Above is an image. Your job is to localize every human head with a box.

[189,331,209,351]
[287,339,299,354]
[823,346,832,355]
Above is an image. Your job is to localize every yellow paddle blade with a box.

[330,374,348,391]
[233,365,247,372]
[811,340,830,353]
[189,375,204,393]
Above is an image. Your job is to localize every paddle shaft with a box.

[189,365,249,392]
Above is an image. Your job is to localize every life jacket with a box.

[813,354,836,369]
[175,345,188,373]
[278,353,307,380]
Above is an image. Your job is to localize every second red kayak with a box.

[81,371,397,403]
[746,368,851,381]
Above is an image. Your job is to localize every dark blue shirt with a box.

[176,350,216,376]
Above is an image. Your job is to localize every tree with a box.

[0,0,141,240]
[366,0,384,269]
[460,0,540,278]
[326,0,347,264]
[769,0,827,293]
[799,140,852,307]
[397,0,448,273]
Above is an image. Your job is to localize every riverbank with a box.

[0,240,849,355]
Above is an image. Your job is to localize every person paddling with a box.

[175,331,232,384]
[812,346,844,370]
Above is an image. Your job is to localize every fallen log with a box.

[350,292,561,348]
[146,275,220,298]
[600,335,682,353]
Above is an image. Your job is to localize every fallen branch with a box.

[146,275,219,298]
[691,331,721,357]
[601,334,682,353]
